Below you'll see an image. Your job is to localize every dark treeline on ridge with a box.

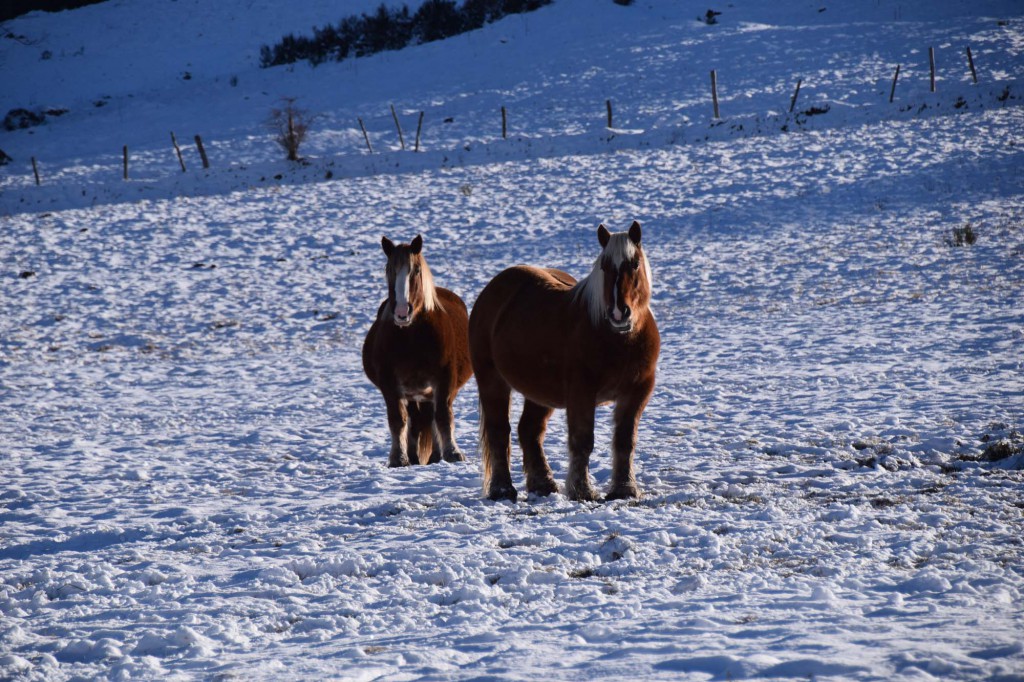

[259,0,553,68]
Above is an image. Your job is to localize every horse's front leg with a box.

[606,381,654,500]
[384,393,411,467]
[565,398,599,502]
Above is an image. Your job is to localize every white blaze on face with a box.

[394,264,411,322]
[604,234,637,328]
[610,267,624,322]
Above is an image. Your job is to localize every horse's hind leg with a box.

[420,401,442,464]
[407,402,440,465]
[518,400,558,497]
[406,403,421,465]
[385,394,411,467]
[433,379,466,463]
[565,398,599,502]
[477,368,516,501]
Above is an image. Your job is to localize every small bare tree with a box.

[270,97,314,161]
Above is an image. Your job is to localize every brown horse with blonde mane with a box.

[363,235,473,467]
[469,221,660,502]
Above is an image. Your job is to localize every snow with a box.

[2,0,1024,680]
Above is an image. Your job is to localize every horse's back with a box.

[470,266,583,406]
[472,265,574,317]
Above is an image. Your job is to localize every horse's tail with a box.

[478,396,492,494]
[418,420,435,465]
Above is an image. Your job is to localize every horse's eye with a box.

[631,259,640,271]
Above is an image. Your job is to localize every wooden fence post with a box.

[606,99,613,128]
[171,132,186,172]
[194,135,210,169]
[31,156,40,186]
[358,118,373,153]
[391,104,405,150]
[966,46,977,84]
[501,106,507,139]
[889,64,901,103]
[710,70,721,119]
[414,111,424,152]
[789,78,802,113]
[123,145,128,180]
[929,47,936,93]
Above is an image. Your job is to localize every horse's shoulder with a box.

[629,318,662,366]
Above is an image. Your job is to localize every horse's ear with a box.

[381,236,395,256]
[597,224,611,248]
[628,220,642,245]
[410,234,423,255]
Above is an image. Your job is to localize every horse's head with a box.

[594,220,652,334]
[380,234,438,327]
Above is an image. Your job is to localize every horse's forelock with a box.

[603,232,638,268]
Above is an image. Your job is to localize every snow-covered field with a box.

[2,0,1023,679]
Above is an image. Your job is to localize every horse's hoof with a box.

[526,478,559,497]
[486,485,518,502]
[565,485,600,503]
[442,449,466,463]
[388,455,411,467]
[605,483,640,501]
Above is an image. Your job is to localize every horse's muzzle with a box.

[394,303,413,327]
[608,307,632,334]
[608,317,633,334]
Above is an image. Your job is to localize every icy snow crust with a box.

[2,0,1024,680]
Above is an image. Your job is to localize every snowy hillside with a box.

[2,0,1024,680]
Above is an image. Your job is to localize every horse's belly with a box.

[493,347,567,409]
[513,378,567,410]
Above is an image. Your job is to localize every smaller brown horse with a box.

[470,221,660,502]
[363,235,473,467]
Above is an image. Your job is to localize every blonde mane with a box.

[418,256,443,313]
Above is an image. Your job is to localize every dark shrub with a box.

[946,223,977,247]
[270,98,315,162]
[3,108,46,131]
